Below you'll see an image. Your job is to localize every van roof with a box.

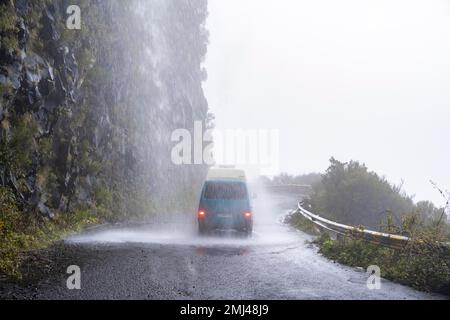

[206,168,246,181]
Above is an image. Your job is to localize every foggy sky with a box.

[203,0,450,205]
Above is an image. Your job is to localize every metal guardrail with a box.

[296,203,450,253]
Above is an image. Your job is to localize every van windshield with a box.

[203,181,248,200]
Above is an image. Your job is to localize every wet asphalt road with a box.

[1,193,443,300]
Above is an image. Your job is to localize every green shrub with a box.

[305,158,415,229]
[0,2,19,51]
[288,202,450,293]
[315,232,450,293]
[0,187,98,278]
[10,113,39,174]
[285,210,320,235]
[290,158,450,293]
[0,187,25,276]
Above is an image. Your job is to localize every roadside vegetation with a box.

[284,158,450,294]
[0,186,98,277]
[1,0,209,278]
[262,172,322,187]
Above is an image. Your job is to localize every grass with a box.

[0,2,19,51]
[287,210,450,294]
[284,210,321,235]
[0,187,98,278]
[0,183,200,278]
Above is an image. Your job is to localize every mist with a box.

[1,0,448,301]
[204,0,450,205]
[68,186,300,248]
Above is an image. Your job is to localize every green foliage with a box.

[0,113,39,178]
[1,0,210,278]
[92,184,115,220]
[36,166,58,197]
[317,233,393,268]
[0,1,19,50]
[25,0,50,53]
[415,200,448,227]
[0,186,38,277]
[13,113,39,169]
[268,172,322,186]
[306,158,414,229]
[288,158,450,293]
[0,82,13,97]
[316,232,450,294]
[285,211,320,235]
[0,187,97,277]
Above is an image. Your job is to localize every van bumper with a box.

[198,216,252,232]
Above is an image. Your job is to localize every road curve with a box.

[0,193,443,300]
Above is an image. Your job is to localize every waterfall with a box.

[0,0,209,220]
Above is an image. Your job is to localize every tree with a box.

[307,158,414,229]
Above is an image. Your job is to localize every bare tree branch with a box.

[430,180,450,226]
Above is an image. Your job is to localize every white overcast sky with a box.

[203,0,450,205]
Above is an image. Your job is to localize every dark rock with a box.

[0,74,7,88]
[27,85,42,105]
[85,175,96,187]
[15,0,29,16]
[7,62,23,89]
[0,48,16,65]
[53,70,68,100]
[25,175,36,193]
[57,195,68,212]
[37,201,53,218]
[1,0,209,224]
[77,186,89,202]
[38,72,55,96]
[40,9,60,42]
[17,17,28,49]
[54,46,69,69]
[24,54,45,83]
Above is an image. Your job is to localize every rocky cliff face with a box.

[0,0,209,220]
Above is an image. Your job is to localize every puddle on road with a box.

[66,194,309,249]
[66,222,301,248]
